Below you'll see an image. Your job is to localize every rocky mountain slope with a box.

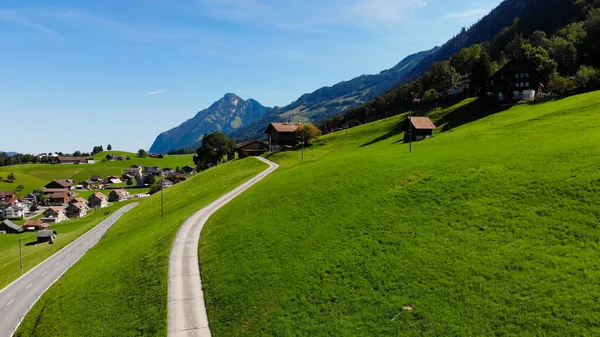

[149,94,270,153]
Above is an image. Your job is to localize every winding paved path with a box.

[0,203,138,337]
[168,157,278,337]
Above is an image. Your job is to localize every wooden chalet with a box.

[66,202,88,218]
[0,190,16,203]
[492,59,543,101]
[404,117,436,142]
[88,192,108,209]
[264,122,300,151]
[47,192,70,206]
[109,189,129,202]
[234,140,269,158]
[43,207,67,223]
[45,180,74,190]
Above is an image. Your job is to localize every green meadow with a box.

[16,158,268,337]
[0,151,193,194]
[197,92,600,336]
[0,201,137,291]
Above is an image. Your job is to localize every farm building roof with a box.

[265,122,300,134]
[37,230,57,238]
[409,117,436,130]
[1,220,21,231]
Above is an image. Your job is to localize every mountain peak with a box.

[149,95,272,153]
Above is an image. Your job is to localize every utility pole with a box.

[345,114,348,136]
[161,183,164,218]
[301,135,304,162]
[19,238,23,273]
[409,114,413,153]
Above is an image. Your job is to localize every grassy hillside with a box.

[199,92,600,336]
[0,201,137,290]
[0,151,193,194]
[16,158,268,337]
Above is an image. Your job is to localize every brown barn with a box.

[234,140,269,158]
[0,220,23,234]
[264,122,299,151]
[37,230,57,244]
[47,192,70,206]
[404,117,436,142]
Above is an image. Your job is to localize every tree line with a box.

[320,1,600,131]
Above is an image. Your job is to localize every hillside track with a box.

[168,157,278,337]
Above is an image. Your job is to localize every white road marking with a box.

[25,283,32,290]
[6,299,14,306]
[55,262,60,266]
[42,271,47,276]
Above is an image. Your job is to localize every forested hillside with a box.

[323,0,600,130]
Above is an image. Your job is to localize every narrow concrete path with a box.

[0,203,138,337]
[168,157,278,337]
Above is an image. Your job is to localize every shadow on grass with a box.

[359,99,517,148]
[25,241,39,246]
[435,99,514,132]
[359,120,406,148]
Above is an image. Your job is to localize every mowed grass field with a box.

[16,158,268,337]
[0,151,193,194]
[0,201,137,291]
[197,92,600,336]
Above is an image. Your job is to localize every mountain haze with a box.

[149,94,270,153]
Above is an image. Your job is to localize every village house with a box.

[91,175,102,183]
[234,140,269,158]
[404,116,437,142]
[0,220,23,234]
[122,173,135,182]
[23,193,40,205]
[69,197,88,206]
[23,220,49,231]
[37,230,57,244]
[181,166,197,175]
[492,59,542,101]
[264,122,300,151]
[45,180,74,190]
[2,205,26,220]
[161,168,175,176]
[46,192,70,206]
[43,207,67,223]
[88,192,109,209]
[81,180,96,190]
[176,174,188,182]
[158,179,174,189]
[58,156,89,164]
[106,178,123,185]
[109,189,130,202]
[66,202,88,218]
[129,164,143,176]
[143,166,161,175]
[0,190,16,204]
[106,154,117,161]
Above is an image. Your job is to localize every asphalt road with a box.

[168,157,278,337]
[0,203,138,337]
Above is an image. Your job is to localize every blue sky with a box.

[0,0,501,154]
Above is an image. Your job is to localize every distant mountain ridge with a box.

[149,94,271,153]
[229,47,439,141]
